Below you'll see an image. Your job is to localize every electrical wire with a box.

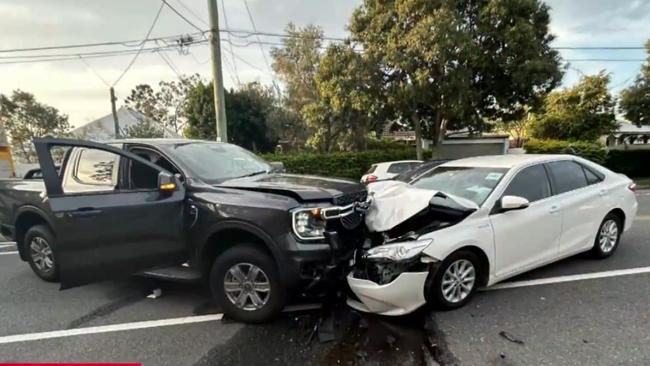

[221,0,241,85]
[161,0,205,34]
[78,55,112,88]
[156,49,182,78]
[172,0,209,28]
[112,2,165,86]
[240,0,272,73]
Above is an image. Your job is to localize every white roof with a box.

[616,122,650,134]
[376,160,423,165]
[441,154,574,169]
[72,107,181,141]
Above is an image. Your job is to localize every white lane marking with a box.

[635,215,650,221]
[489,266,650,291]
[0,243,16,248]
[0,251,18,256]
[0,313,223,345]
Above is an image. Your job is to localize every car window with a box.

[366,164,377,174]
[583,165,604,185]
[502,164,551,203]
[412,166,508,205]
[387,162,412,174]
[64,148,120,193]
[547,161,588,194]
[129,149,174,190]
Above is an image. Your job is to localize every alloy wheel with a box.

[441,259,476,304]
[599,219,619,253]
[29,236,54,273]
[223,263,271,311]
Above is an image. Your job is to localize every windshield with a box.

[162,142,271,183]
[411,166,508,205]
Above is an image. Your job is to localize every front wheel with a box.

[429,250,479,310]
[209,245,286,323]
[25,225,59,282]
[591,213,622,259]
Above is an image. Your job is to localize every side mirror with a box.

[500,195,529,211]
[158,172,177,194]
[269,161,286,173]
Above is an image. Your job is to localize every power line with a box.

[78,55,112,88]
[566,58,646,62]
[554,46,646,50]
[161,0,204,34]
[241,0,273,73]
[220,0,241,85]
[156,49,181,78]
[172,0,209,28]
[112,2,165,86]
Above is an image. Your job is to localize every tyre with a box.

[591,213,622,259]
[24,225,59,282]
[209,245,285,323]
[429,250,480,310]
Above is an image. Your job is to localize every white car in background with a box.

[360,160,423,184]
[348,154,638,315]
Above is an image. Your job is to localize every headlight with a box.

[364,239,433,262]
[292,208,326,240]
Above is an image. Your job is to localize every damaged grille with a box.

[354,258,429,285]
[333,190,368,206]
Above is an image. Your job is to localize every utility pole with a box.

[207,0,228,142]
[110,87,121,139]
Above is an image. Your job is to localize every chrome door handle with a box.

[549,205,560,214]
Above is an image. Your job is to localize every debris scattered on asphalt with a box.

[499,330,525,345]
[318,314,336,343]
[583,339,589,344]
[146,288,162,299]
[500,352,507,359]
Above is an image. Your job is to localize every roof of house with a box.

[615,122,650,134]
[72,107,181,141]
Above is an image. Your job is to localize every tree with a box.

[124,74,201,135]
[620,40,650,126]
[531,71,617,141]
[0,90,71,162]
[270,23,324,148]
[184,82,281,153]
[122,118,165,138]
[303,43,388,152]
[349,0,562,159]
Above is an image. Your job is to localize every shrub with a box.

[261,148,417,180]
[524,139,608,165]
[605,150,650,178]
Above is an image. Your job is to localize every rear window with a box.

[387,162,413,174]
[366,165,377,174]
[547,161,588,194]
[582,165,604,185]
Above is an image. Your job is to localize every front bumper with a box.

[347,271,428,316]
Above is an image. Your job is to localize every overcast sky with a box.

[0,0,648,127]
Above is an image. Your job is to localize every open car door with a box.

[34,138,187,289]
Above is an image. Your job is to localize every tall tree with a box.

[619,40,650,126]
[0,90,71,162]
[270,23,324,148]
[531,71,617,141]
[124,74,201,135]
[349,0,562,159]
[184,82,281,153]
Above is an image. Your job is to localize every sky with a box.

[0,0,648,128]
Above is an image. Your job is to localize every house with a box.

[604,121,650,149]
[72,107,181,141]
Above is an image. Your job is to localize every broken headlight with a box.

[292,208,326,240]
[364,239,433,262]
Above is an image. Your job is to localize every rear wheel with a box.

[25,225,59,282]
[209,245,285,323]
[591,213,622,259]
[429,250,479,310]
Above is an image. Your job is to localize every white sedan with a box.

[348,154,638,315]
[360,160,423,184]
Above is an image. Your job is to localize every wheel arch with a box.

[198,220,283,277]
[608,208,626,229]
[448,245,491,287]
[14,206,54,261]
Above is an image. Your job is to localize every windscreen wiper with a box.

[237,170,269,178]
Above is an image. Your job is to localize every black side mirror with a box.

[158,172,177,194]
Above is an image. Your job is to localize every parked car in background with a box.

[393,159,450,183]
[360,160,422,184]
[0,138,368,323]
[348,154,638,316]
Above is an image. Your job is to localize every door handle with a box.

[66,208,103,218]
[549,205,560,214]
[599,189,608,196]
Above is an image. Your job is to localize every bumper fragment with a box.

[346,271,428,316]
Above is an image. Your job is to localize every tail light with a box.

[365,175,378,184]
[628,183,637,192]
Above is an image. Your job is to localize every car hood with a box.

[365,180,478,233]
[217,173,366,203]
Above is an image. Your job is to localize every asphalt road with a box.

[0,191,648,365]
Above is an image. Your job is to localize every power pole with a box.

[207,0,228,142]
[110,87,121,139]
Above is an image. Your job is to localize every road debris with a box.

[499,330,525,345]
[146,288,162,299]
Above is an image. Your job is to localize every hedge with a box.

[261,148,417,180]
[524,138,650,178]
